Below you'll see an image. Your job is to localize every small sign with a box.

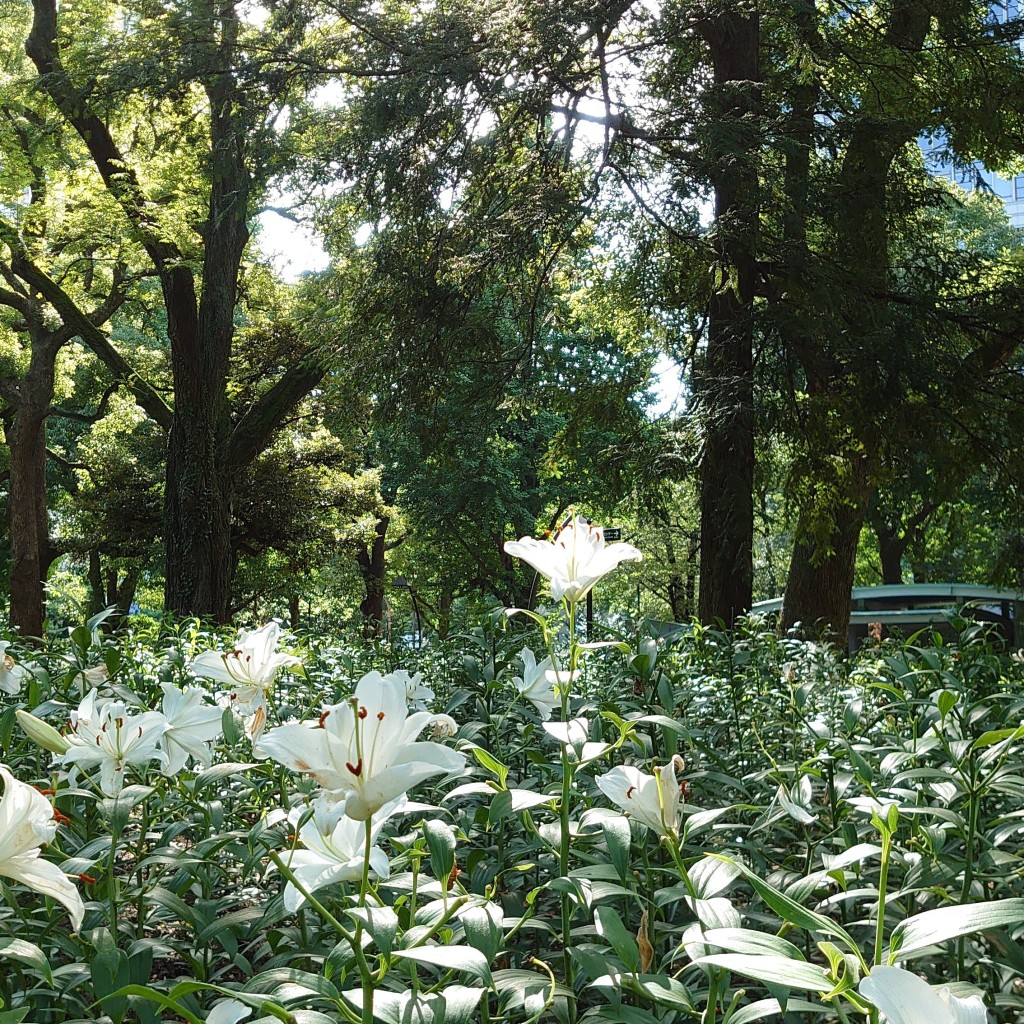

[604,527,622,541]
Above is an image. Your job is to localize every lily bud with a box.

[16,710,71,754]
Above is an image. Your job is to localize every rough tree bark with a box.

[356,514,390,637]
[6,384,51,640]
[694,7,761,627]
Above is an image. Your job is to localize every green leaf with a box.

[691,954,834,991]
[602,814,632,883]
[424,820,457,881]
[243,967,341,1001]
[461,903,503,962]
[972,724,1024,751]
[90,929,130,1024]
[714,856,859,953]
[821,843,882,871]
[937,690,957,719]
[634,714,689,735]
[221,706,242,746]
[192,762,256,788]
[0,938,53,984]
[616,975,696,1012]
[701,928,805,960]
[595,906,640,971]
[70,625,92,654]
[689,855,742,898]
[887,898,1024,961]
[470,747,509,788]
[346,907,400,957]
[392,945,493,985]
[727,997,824,1024]
[348,983,483,1024]
[344,985,484,1024]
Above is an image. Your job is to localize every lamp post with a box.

[391,576,422,648]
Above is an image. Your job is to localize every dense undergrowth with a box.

[0,599,1022,1024]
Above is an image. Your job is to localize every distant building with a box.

[923,151,1024,230]
[921,0,1024,228]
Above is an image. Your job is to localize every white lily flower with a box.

[543,715,609,763]
[596,755,686,837]
[513,648,557,720]
[279,797,401,910]
[56,690,168,796]
[158,683,224,775]
[391,669,435,711]
[0,642,28,695]
[859,966,987,1024]
[72,664,108,693]
[0,765,84,930]
[504,515,642,604]
[426,714,459,740]
[258,670,465,820]
[543,716,590,750]
[189,622,300,742]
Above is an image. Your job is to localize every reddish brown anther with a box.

[357,706,368,720]
[345,759,363,777]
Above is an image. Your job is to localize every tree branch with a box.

[224,353,331,474]
[0,225,173,430]
[48,381,120,423]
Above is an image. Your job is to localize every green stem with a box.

[873,830,892,966]
[269,850,374,1024]
[360,818,373,909]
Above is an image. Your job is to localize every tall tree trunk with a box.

[88,550,141,627]
[164,30,249,621]
[782,457,875,631]
[356,515,390,637]
[7,399,49,639]
[696,9,761,627]
[873,518,906,585]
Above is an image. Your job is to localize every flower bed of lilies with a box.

[1,517,1023,1024]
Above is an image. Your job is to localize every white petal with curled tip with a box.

[159,683,223,775]
[938,989,987,1024]
[206,998,253,1024]
[187,649,240,686]
[0,766,84,931]
[596,760,682,837]
[0,642,27,695]
[503,537,569,590]
[859,967,962,1024]
[543,717,589,750]
[514,648,557,720]
[3,853,85,932]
